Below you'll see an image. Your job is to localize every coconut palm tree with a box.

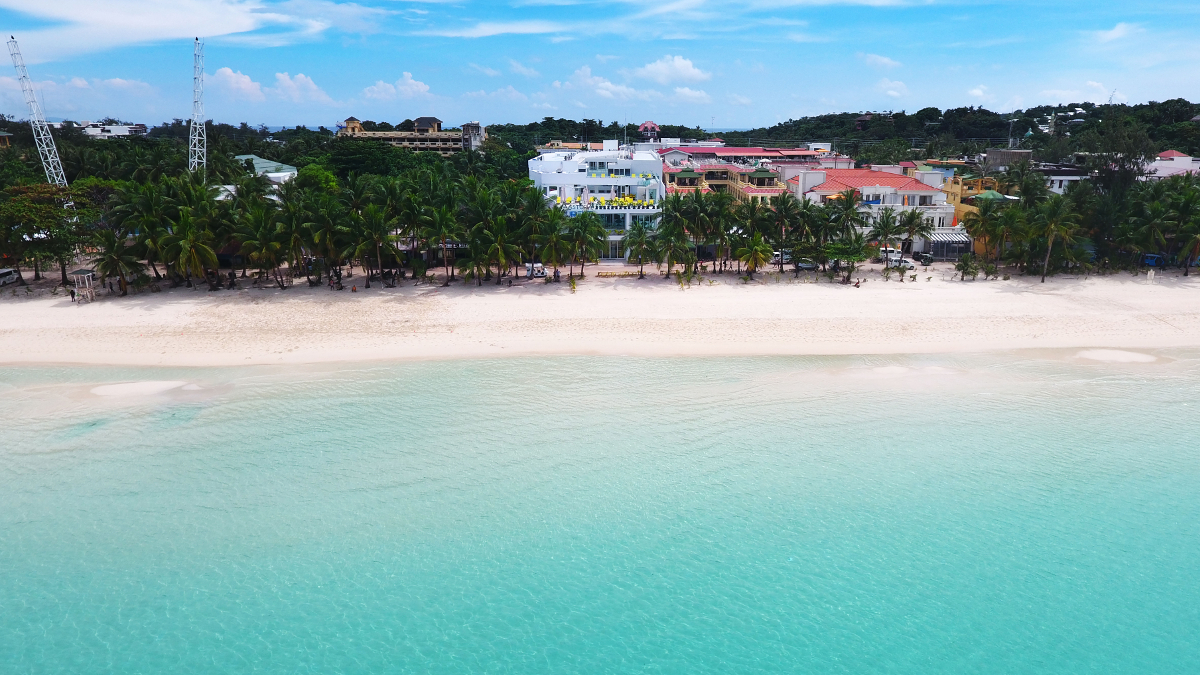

[92,229,144,296]
[422,206,462,284]
[898,208,934,258]
[1131,200,1171,258]
[827,188,868,239]
[1036,194,1080,282]
[567,211,607,277]
[867,207,904,267]
[769,193,802,272]
[354,203,402,287]
[161,210,218,286]
[483,216,520,284]
[238,205,285,287]
[962,198,1002,261]
[735,232,773,279]
[622,219,657,278]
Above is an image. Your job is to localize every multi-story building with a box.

[663,162,790,204]
[527,140,665,259]
[50,121,148,139]
[1143,150,1200,181]
[337,117,486,156]
[790,167,967,259]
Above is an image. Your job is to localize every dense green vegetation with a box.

[0,106,1197,296]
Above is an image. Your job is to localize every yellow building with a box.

[337,117,484,157]
[944,175,1000,225]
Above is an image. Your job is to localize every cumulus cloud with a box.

[266,72,333,104]
[861,53,901,68]
[362,72,431,100]
[464,85,527,101]
[674,87,711,104]
[729,94,752,106]
[878,78,908,98]
[211,67,266,102]
[559,66,660,101]
[633,55,711,85]
[967,84,988,98]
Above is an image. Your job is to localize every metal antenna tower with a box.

[7,36,67,187]
[188,37,206,173]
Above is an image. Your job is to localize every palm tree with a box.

[483,216,520,284]
[1036,194,1080,283]
[92,229,144,296]
[735,232,773,279]
[422,206,462,284]
[1131,201,1171,259]
[769,193,801,272]
[828,188,868,239]
[898,208,934,258]
[355,203,402,287]
[867,207,903,267]
[824,230,870,284]
[567,211,606,277]
[962,198,1001,261]
[623,219,657,278]
[238,205,285,287]
[161,210,218,286]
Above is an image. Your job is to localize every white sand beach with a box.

[1,263,1198,366]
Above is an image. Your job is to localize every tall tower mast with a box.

[6,36,67,187]
[188,38,206,174]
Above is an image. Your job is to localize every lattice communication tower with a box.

[188,38,206,174]
[7,36,67,187]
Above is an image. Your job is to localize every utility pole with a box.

[7,36,67,187]
[188,38,206,174]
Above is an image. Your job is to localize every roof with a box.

[1158,150,1189,158]
[899,161,917,168]
[235,154,298,175]
[928,230,972,242]
[790,168,945,194]
[971,190,1010,201]
[638,121,660,131]
[414,116,442,126]
[740,168,779,178]
[344,117,360,122]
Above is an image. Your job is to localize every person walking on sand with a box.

[70,288,76,302]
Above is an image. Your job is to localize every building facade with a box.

[527,141,665,259]
[337,117,486,156]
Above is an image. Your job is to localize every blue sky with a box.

[1,0,1197,129]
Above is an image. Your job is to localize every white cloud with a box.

[362,72,431,100]
[729,94,752,106]
[425,20,567,38]
[1092,23,1139,43]
[464,85,527,101]
[595,54,618,63]
[967,84,988,98]
[878,78,908,98]
[266,72,333,104]
[861,53,901,68]
[674,87,711,104]
[469,63,501,76]
[563,66,660,101]
[211,67,266,102]
[633,55,711,85]
[509,59,540,77]
[0,0,388,61]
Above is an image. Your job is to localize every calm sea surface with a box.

[2,353,1198,674]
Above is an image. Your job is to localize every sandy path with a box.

[1,264,1198,366]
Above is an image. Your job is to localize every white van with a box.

[0,268,19,287]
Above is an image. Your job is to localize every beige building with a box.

[337,117,486,157]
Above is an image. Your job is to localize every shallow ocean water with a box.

[2,352,1198,673]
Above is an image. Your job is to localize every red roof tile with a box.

[788,169,943,193]
[1159,150,1189,158]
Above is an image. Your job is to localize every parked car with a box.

[918,253,933,266]
[1142,254,1166,268]
[525,262,547,279]
[0,268,19,286]
[771,251,793,265]
[794,258,819,271]
[893,258,916,270]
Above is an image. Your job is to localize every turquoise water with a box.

[2,353,1198,673]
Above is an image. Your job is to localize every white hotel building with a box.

[528,140,665,259]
